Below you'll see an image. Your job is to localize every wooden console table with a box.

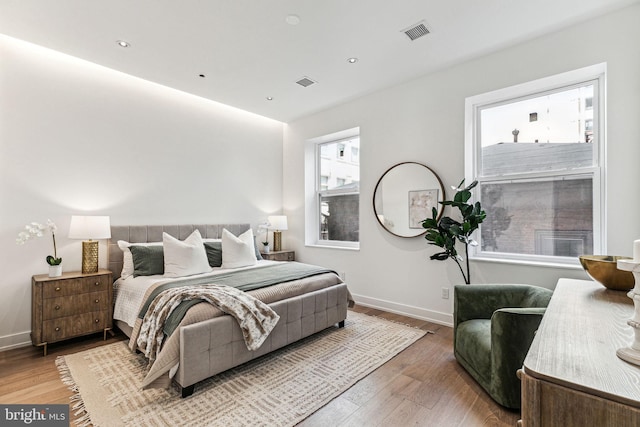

[520,278,640,426]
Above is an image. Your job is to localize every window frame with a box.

[305,128,360,250]
[464,64,607,266]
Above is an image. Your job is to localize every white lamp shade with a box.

[68,215,111,239]
[267,215,288,231]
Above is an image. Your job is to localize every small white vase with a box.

[49,265,62,278]
[263,245,270,254]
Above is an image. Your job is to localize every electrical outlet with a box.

[441,287,450,299]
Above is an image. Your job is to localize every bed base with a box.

[180,322,347,398]
[177,283,349,397]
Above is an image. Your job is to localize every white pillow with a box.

[117,240,163,279]
[163,229,212,278]
[221,228,257,269]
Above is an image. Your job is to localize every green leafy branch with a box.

[421,179,486,284]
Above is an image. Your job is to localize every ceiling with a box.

[1,0,638,122]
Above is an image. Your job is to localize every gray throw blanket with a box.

[137,284,280,361]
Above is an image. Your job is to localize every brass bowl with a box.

[579,255,635,291]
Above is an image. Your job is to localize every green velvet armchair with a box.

[453,284,553,409]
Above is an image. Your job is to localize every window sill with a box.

[471,256,583,270]
[305,243,360,251]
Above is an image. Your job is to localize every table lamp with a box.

[267,215,288,252]
[68,215,111,274]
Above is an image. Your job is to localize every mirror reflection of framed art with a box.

[408,189,439,229]
[373,161,445,238]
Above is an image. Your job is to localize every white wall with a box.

[3,4,639,350]
[0,36,284,350]
[284,4,640,325]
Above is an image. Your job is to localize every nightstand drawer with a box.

[261,250,295,261]
[43,291,110,320]
[42,311,107,343]
[43,275,110,298]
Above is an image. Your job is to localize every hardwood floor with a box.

[0,307,520,426]
[301,306,520,426]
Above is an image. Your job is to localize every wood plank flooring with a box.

[0,307,520,426]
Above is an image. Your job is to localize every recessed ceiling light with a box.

[285,14,300,25]
[347,57,358,64]
[266,96,274,101]
[116,40,130,48]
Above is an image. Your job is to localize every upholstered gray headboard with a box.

[107,223,250,280]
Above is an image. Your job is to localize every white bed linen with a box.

[113,260,279,328]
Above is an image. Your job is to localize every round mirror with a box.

[373,162,445,238]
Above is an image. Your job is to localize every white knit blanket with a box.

[137,284,280,361]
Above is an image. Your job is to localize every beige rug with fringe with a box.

[56,311,426,427]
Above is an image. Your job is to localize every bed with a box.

[108,223,350,397]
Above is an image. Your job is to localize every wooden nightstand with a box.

[31,269,113,356]
[261,250,295,261]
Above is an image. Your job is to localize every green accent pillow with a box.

[203,241,223,267]
[130,245,165,277]
[204,238,263,268]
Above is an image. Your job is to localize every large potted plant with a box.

[421,179,486,284]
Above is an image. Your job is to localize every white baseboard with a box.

[0,331,32,352]
[352,293,453,327]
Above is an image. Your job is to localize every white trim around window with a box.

[305,127,361,250]
[464,63,607,266]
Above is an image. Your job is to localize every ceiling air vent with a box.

[403,21,430,41]
[296,76,317,87]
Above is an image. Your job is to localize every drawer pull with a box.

[94,282,100,286]
[55,287,61,292]
[55,305,61,310]
[95,299,100,303]
[55,327,60,331]
[95,319,100,323]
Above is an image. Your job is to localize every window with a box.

[351,146,360,164]
[465,64,606,265]
[585,96,593,109]
[305,128,360,249]
[320,175,329,191]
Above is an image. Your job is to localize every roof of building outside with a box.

[482,142,593,175]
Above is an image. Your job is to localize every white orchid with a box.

[16,219,62,265]
[257,221,271,245]
[47,219,57,233]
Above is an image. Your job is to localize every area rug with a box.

[56,312,426,427]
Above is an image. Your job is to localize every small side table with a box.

[261,250,295,261]
[31,269,113,356]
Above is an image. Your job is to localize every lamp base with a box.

[617,260,640,366]
[82,240,99,274]
[273,231,282,252]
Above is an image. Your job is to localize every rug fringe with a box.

[55,356,92,427]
